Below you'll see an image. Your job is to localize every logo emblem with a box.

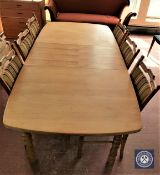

[135,150,154,169]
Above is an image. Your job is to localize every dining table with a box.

[3,22,142,172]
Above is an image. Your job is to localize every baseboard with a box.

[127,26,160,35]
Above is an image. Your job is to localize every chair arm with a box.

[122,12,137,26]
[119,6,136,26]
[44,3,58,21]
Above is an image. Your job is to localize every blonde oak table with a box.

[3,22,142,172]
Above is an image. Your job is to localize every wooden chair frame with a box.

[14,29,34,61]
[130,55,160,111]
[120,36,140,69]
[122,12,137,26]
[0,33,12,93]
[0,33,12,52]
[0,47,23,95]
[0,49,15,94]
[113,21,129,46]
[26,13,40,39]
[119,55,160,160]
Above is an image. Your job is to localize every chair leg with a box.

[147,37,155,57]
[106,135,122,171]
[22,132,39,173]
[77,136,84,158]
[119,134,128,160]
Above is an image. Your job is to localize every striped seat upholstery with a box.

[0,49,23,94]
[113,21,129,46]
[130,56,160,110]
[15,29,34,60]
[120,36,140,69]
[26,14,40,39]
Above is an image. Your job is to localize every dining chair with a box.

[0,47,23,95]
[119,55,160,160]
[77,55,160,162]
[120,36,140,69]
[14,29,34,61]
[26,13,40,39]
[113,20,129,46]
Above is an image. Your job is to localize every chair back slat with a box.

[113,21,129,46]
[15,14,40,61]
[2,72,14,90]
[26,13,40,39]
[0,45,14,73]
[130,55,159,111]
[120,36,140,69]
[15,29,34,60]
[0,47,23,94]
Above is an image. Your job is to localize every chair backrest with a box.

[26,14,40,39]
[0,33,12,59]
[120,36,140,69]
[0,47,23,94]
[15,29,34,61]
[130,56,160,111]
[113,21,129,46]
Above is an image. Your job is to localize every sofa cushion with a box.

[56,13,119,25]
[54,0,129,16]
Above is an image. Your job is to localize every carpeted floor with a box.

[0,35,159,175]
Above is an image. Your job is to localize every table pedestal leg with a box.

[106,135,122,171]
[22,132,39,173]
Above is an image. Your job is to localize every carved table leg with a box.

[22,132,39,173]
[106,135,122,171]
[120,134,128,160]
[77,136,84,158]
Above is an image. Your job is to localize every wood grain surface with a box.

[3,22,142,135]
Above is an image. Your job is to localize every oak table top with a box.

[3,22,142,135]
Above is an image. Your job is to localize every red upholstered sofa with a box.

[45,0,135,29]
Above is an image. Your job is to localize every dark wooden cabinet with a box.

[0,0,46,39]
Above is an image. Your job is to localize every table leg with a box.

[120,134,128,160]
[77,136,84,158]
[106,135,122,171]
[22,132,39,173]
[64,135,71,150]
